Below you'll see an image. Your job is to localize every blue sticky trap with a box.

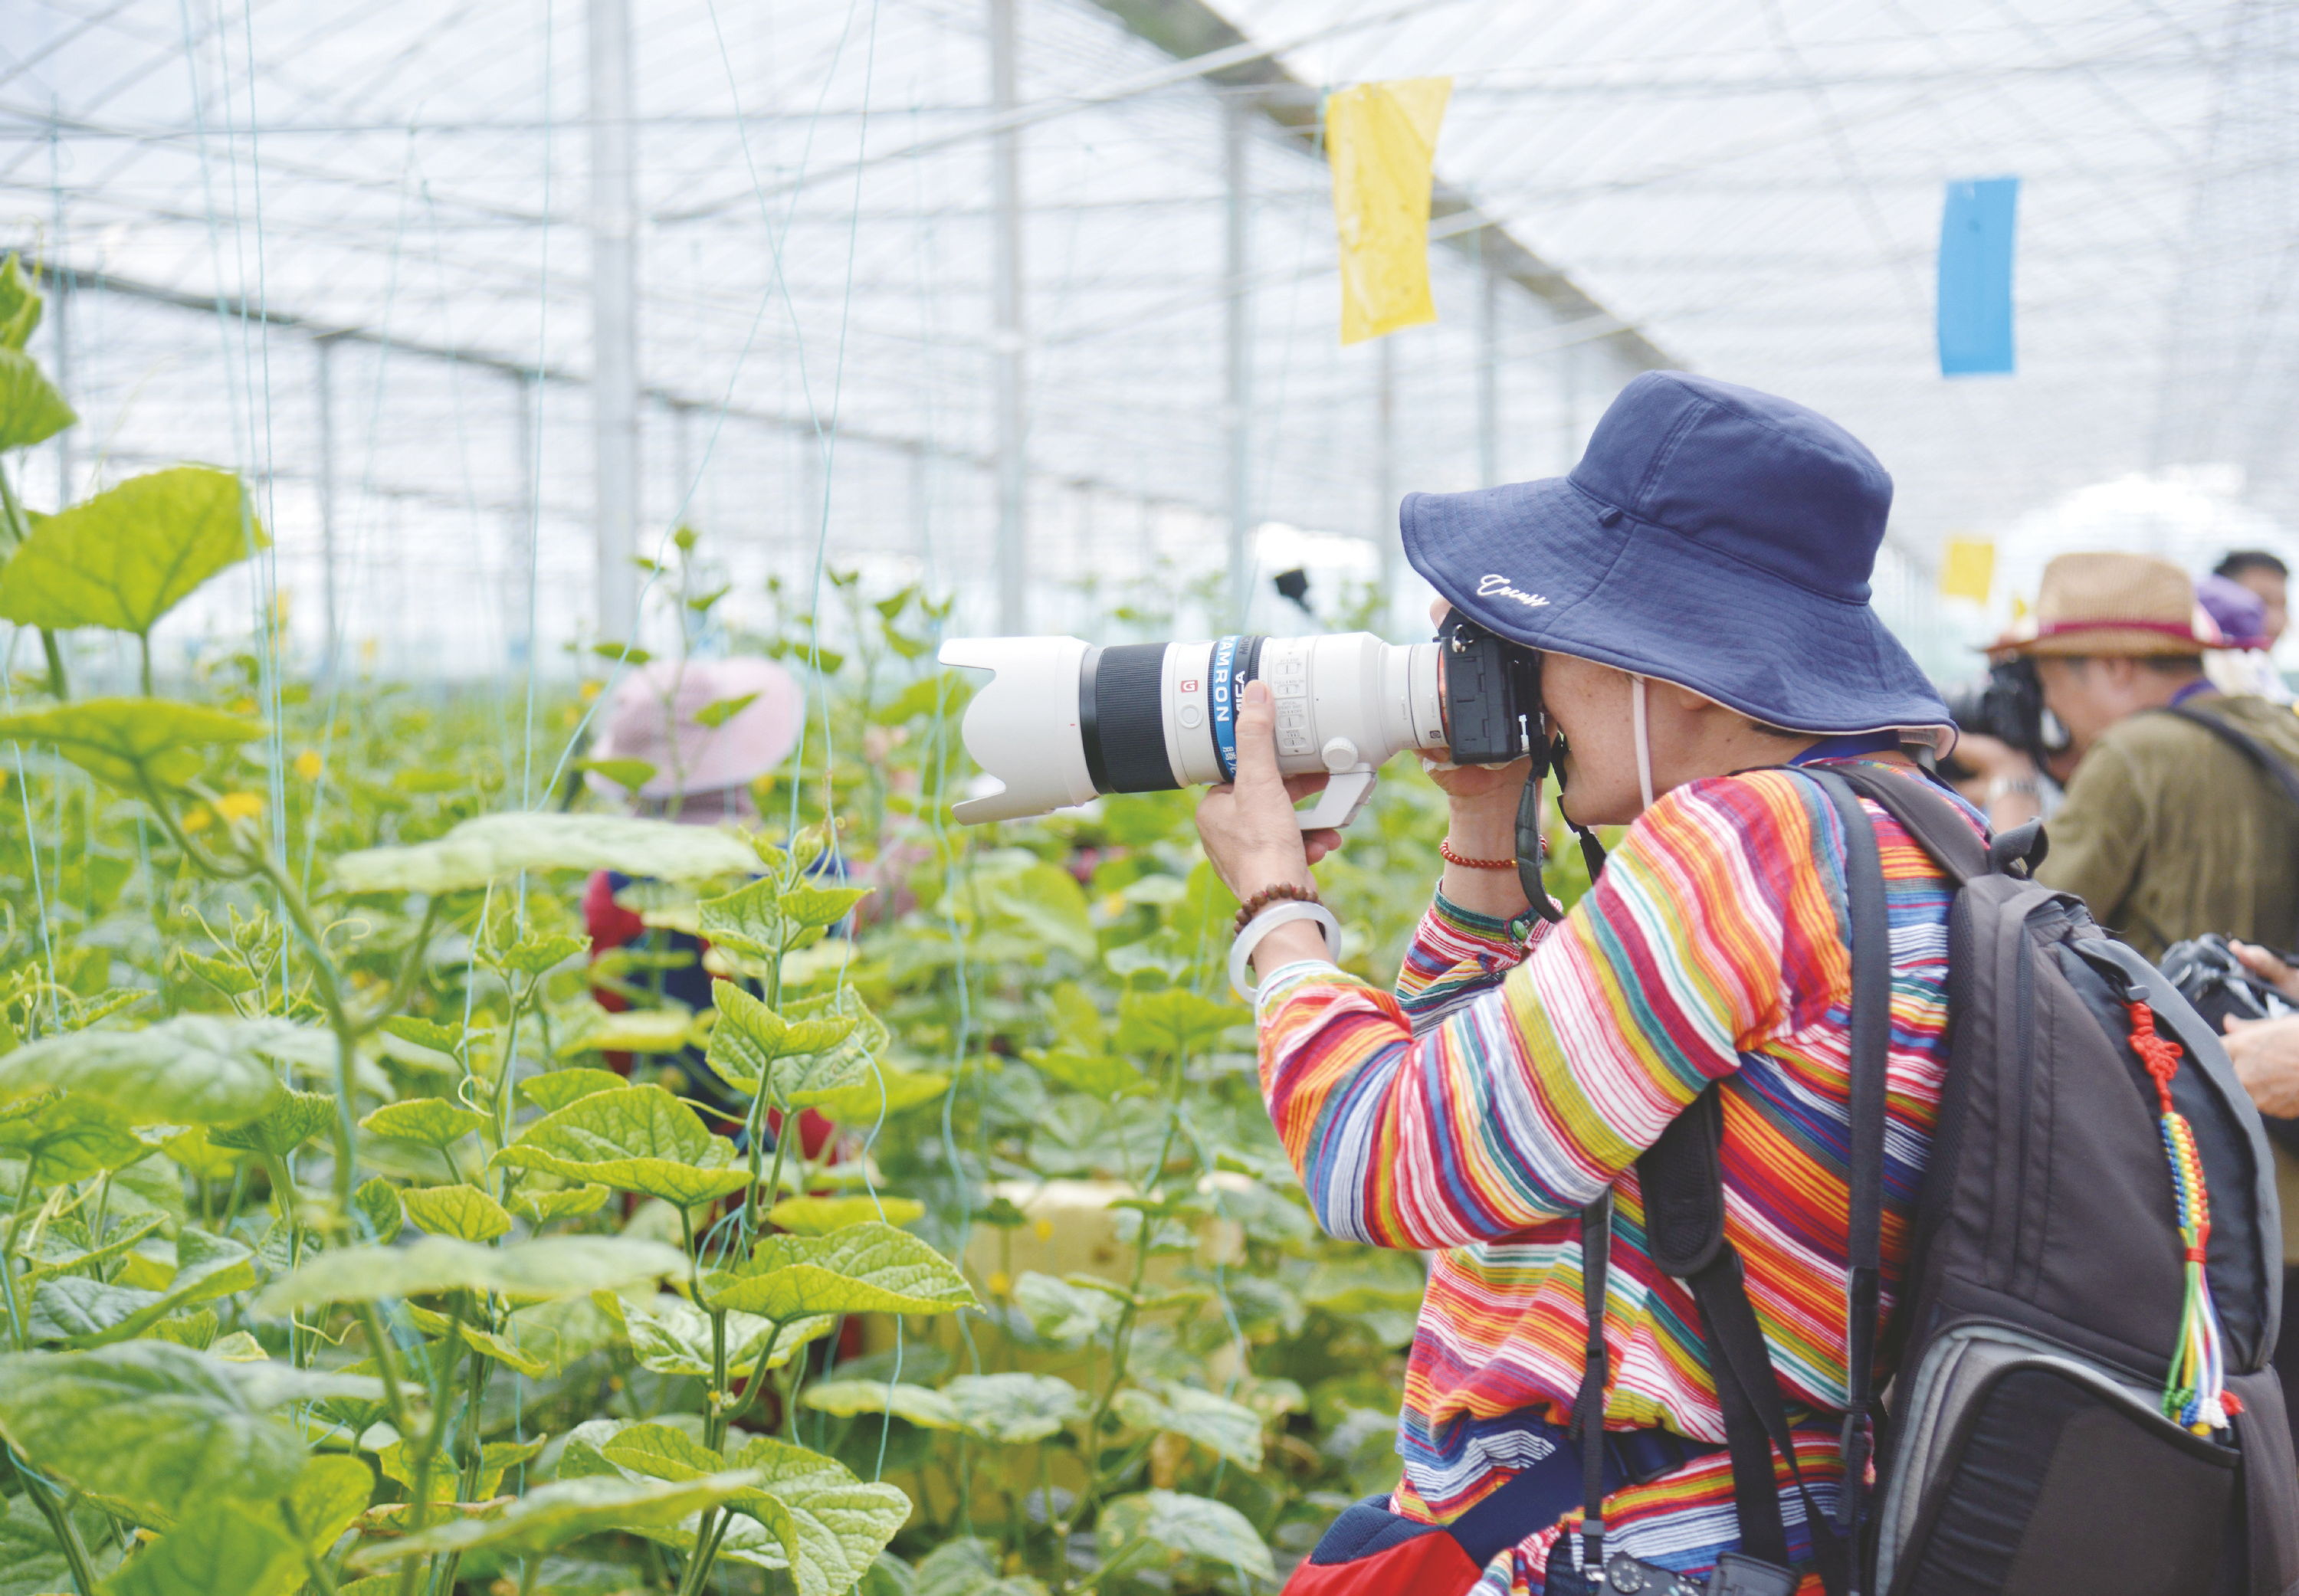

[1937,178,2019,376]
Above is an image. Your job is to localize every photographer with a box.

[1198,372,1976,1595]
[1955,552,2299,959]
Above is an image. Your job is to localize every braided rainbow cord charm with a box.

[2126,999,2229,1434]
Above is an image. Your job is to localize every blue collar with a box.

[2169,679,2218,709]
[1790,729,1903,765]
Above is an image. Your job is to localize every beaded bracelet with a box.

[1233,881,1318,936]
[1438,837,1516,871]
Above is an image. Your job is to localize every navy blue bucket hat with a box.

[1401,371,1951,738]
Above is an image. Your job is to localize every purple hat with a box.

[1400,372,1951,737]
[586,657,805,802]
[2198,574,2272,651]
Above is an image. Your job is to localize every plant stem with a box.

[8,1449,97,1596]
[721,1321,784,1428]
[136,633,153,698]
[355,1301,415,1437]
[277,1496,340,1596]
[3,1157,40,1349]
[234,838,362,1217]
[0,467,66,702]
[394,1293,467,1596]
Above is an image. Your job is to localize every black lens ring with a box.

[1078,644,1110,792]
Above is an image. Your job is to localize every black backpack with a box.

[1573,763,2299,1596]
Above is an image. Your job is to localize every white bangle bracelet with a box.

[1229,900,1343,1001]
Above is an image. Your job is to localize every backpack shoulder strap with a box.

[2159,703,2299,812]
[1807,769,1891,1571]
[1823,762,1989,883]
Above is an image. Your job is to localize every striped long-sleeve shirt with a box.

[1255,760,1982,1594]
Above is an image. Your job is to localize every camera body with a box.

[1940,657,2068,771]
[1439,613,1549,775]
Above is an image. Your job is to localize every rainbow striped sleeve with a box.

[1258,772,1831,1250]
[1393,891,1546,1027]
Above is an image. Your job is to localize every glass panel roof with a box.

[5,0,2294,678]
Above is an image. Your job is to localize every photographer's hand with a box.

[1195,680,1343,975]
[1424,755,1537,922]
[1953,732,2043,832]
[2232,941,2299,1004]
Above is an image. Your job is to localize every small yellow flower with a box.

[293,749,323,782]
[228,696,257,716]
[1032,1218,1054,1243]
[988,1270,1012,1297]
[579,678,604,703]
[1098,892,1127,918]
[215,792,264,823]
[180,808,212,834]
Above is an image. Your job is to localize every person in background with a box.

[580,658,835,1154]
[1956,552,2299,959]
[2199,572,2293,705]
[2216,549,2290,648]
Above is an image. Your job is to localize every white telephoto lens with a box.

[938,632,1448,828]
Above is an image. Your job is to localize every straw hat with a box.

[1991,552,2222,657]
[586,657,805,801]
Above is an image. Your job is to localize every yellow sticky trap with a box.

[1940,538,1996,603]
[1327,77,1452,346]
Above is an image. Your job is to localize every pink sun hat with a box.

[585,657,805,802]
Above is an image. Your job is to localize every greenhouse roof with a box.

[3,0,2294,673]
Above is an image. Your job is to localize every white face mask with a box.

[1631,673,1655,812]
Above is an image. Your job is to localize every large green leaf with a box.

[491,1083,749,1208]
[106,1498,303,1596]
[208,1089,336,1156]
[0,1015,310,1125]
[0,1094,146,1185]
[399,1184,512,1242]
[710,986,890,1107]
[402,1303,556,1378]
[809,1067,950,1123]
[508,1181,609,1224]
[1011,1272,1120,1350]
[28,1229,254,1346]
[0,255,43,351]
[1110,1383,1264,1470]
[1098,1490,1274,1581]
[780,881,870,929]
[766,1195,925,1236]
[705,981,857,1095]
[943,1373,1083,1444]
[1117,989,1247,1059]
[0,698,264,791]
[700,1222,976,1321]
[359,1097,487,1146]
[331,812,757,896]
[0,347,74,453]
[730,1434,911,1596]
[696,877,785,960]
[0,467,264,636]
[913,1539,1048,1596]
[599,1424,796,1558]
[592,1290,828,1380]
[257,1234,687,1312]
[0,1489,120,1596]
[344,1473,764,1568]
[517,1068,627,1113]
[1028,1048,1150,1100]
[801,1378,959,1431]
[0,1342,306,1522]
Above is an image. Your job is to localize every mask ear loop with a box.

[1632,673,1656,812]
